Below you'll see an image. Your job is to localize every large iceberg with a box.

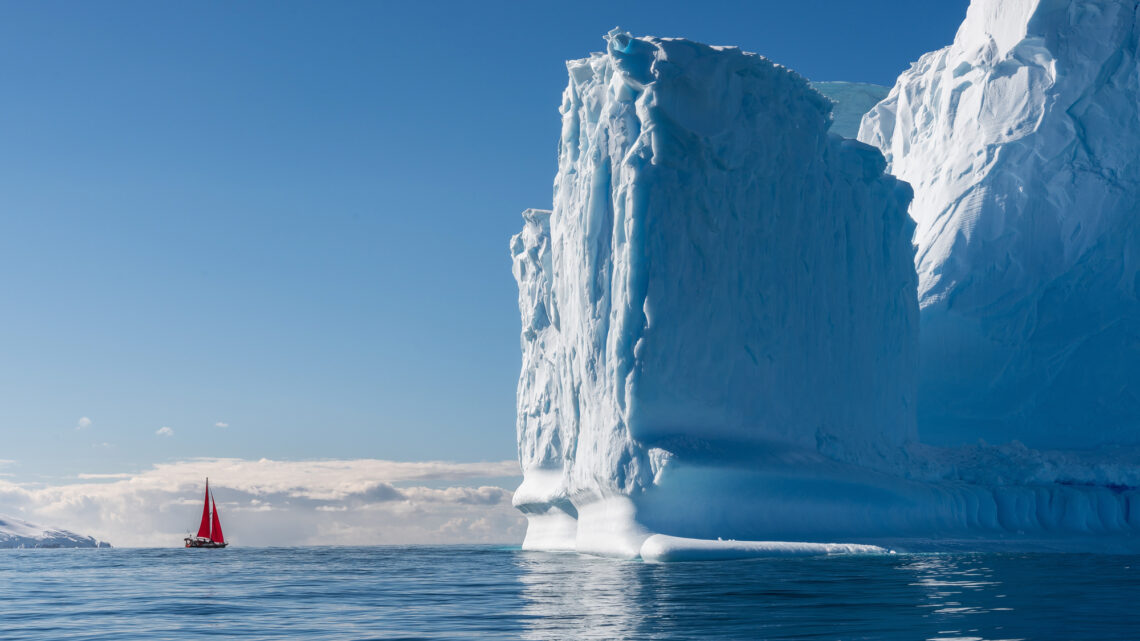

[512,17,1140,559]
[511,30,919,558]
[860,0,1140,449]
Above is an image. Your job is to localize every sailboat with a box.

[184,478,227,548]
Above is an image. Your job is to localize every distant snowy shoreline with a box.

[0,515,110,549]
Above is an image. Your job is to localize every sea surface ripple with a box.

[0,546,1136,640]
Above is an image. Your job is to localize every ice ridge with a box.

[859,0,1140,449]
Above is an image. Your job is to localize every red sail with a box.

[196,479,211,539]
[209,494,225,544]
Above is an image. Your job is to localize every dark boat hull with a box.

[184,537,227,548]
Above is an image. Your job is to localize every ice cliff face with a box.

[511,30,918,557]
[860,0,1140,448]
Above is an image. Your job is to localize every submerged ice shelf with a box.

[639,536,889,563]
[512,7,1140,560]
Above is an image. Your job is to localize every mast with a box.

[196,478,211,539]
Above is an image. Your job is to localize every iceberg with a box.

[860,0,1140,449]
[0,514,110,548]
[811,82,890,139]
[512,18,1140,559]
[511,30,919,558]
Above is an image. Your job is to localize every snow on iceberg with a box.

[511,30,918,558]
[860,0,1140,449]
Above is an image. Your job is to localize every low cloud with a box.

[76,417,92,430]
[215,422,228,428]
[156,427,174,437]
[0,458,524,547]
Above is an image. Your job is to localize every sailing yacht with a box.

[184,478,227,548]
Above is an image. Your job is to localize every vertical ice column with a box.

[510,208,579,550]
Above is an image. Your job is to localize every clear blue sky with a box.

[0,0,968,481]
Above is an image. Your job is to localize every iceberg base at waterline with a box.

[516,495,895,562]
[516,446,1140,559]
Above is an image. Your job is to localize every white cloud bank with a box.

[0,458,524,548]
[76,416,92,429]
[155,427,174,437]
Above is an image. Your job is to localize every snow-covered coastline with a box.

[0,514,110,549]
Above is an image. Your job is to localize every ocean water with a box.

[0,547,1136,640]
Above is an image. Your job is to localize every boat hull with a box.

[184,537,227,548]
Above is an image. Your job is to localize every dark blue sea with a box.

[0,547,1136,640]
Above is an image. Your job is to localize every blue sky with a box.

[0,0,969,483]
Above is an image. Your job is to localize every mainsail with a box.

[196,480,212,539]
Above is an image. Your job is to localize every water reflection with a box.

[513,549,1136,641]
[514,551,932,640]
[515,551,648,640]
[898,555,1021,641]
